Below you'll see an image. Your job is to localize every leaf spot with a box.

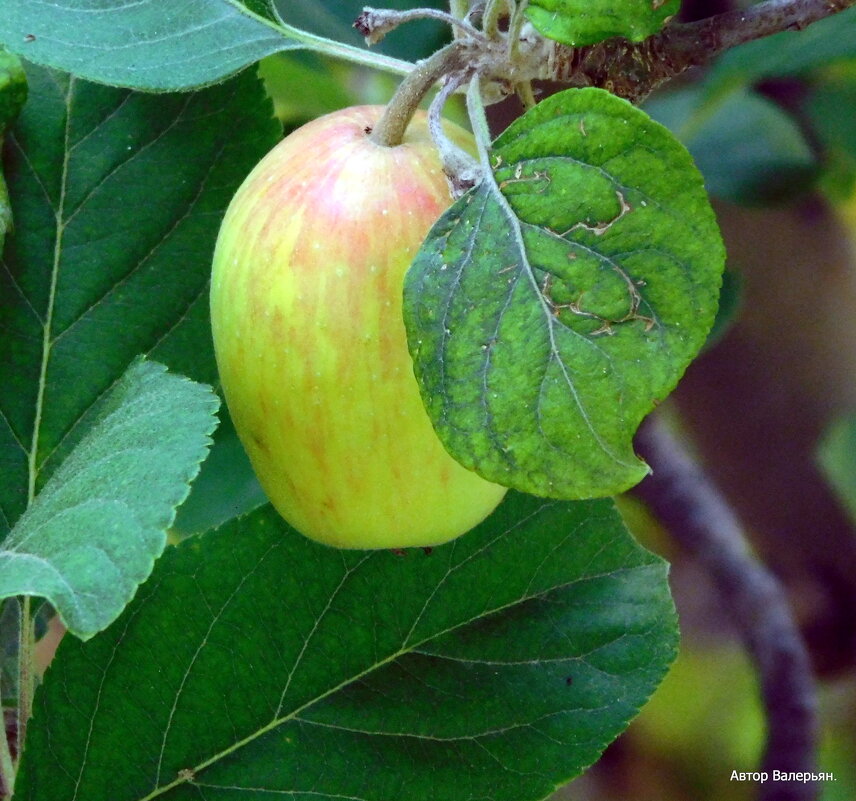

[540,263,656,336]
[561,190,632,238]
[498,164,551,193]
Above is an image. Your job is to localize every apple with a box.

[210,106,507,549]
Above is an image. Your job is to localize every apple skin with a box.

[210,106,507,549]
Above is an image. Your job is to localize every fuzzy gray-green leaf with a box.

[0,0,295,91]
[0,360,218,639]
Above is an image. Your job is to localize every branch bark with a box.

[634,415,819,801]
[547,0,856,103]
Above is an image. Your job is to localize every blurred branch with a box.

[634,415,819,801]
[548,0,856,103]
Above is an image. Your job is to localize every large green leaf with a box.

[17,495,678,801]
[405,88,724,500]
[0,359,218,639]
[0,63,281,538]
[526,0,681,46]
[0,1,293,91]
[0,0,414,92]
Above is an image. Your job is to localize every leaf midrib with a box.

[481,175,637,472]
[27,77,73,504]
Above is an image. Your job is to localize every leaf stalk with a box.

[464,78,495,167]
[241,5,416,78]
[16,596,34,764]
[428,70,481,195]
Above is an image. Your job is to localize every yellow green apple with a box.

[210,106,507,549]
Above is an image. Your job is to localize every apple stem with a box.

[370,41,473,148]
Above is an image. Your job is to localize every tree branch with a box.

[547,0,856,103]
[633,415,820,801]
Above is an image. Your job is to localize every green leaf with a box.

[258,53,354,125]
[0,64,281,538]
[706,5,856,92]
[0,49,27,133]
[808,78,856,163]
[405,88,724,499]
[526,0,681,46]
[244,0,280,22]
[0,0,296,91]
[17,495,678,801]
[0,1,420,92]
[644,86,817,205]
[173,406,267,537]
[0,360,218,639]
[807,75,856,200]
[0,48,27,244]
[817,415,856,525]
